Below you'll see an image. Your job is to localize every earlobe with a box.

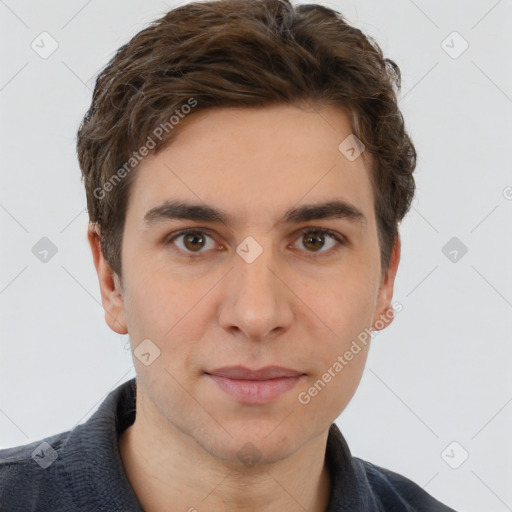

[371,235,401,332]
[87,224,128,335]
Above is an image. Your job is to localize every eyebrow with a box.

[143,199,367,228]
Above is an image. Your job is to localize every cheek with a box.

[292,263,377,405]
[311,287,373,379]
[328,347,370,415]
[296,323,371,423]
[122,253,195,334]
[295,344,370,427]
[300,259,378,338]
[122,261,212,372]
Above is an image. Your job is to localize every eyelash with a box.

[164,227,347,259]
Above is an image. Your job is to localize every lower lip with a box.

[207,374,304,404]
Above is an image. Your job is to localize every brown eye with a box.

[302,231,328,252]
[182,232,206,252]
[165,227,346,259]
[167,230,216,255]
[294,228,346,256]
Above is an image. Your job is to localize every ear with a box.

[371,235,401,331]
[87,223,128,335]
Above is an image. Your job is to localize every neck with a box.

[119,395,331,512]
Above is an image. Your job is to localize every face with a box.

[89,103,400,466]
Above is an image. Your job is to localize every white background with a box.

[1,1,511,510]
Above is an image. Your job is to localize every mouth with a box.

[206,365,304,380]
[205,366,306,404]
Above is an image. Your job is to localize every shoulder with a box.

[0,379,139,512]
[352,457,458,511]
[0,429,74,511]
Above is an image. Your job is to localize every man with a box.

[0,0,457,510]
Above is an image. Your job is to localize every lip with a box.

[207,375,305,404]
[206,365,304,380]
[205,366,305,404]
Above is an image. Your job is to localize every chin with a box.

[198,424,303,468]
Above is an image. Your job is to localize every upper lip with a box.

[206,365,305,380]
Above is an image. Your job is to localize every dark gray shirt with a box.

[0,378,456,511]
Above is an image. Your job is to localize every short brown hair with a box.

[77,0,416,277]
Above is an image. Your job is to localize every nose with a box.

[218,241,294,342]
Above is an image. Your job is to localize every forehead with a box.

[125,103,375,229]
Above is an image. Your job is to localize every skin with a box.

[87,103,400,512]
